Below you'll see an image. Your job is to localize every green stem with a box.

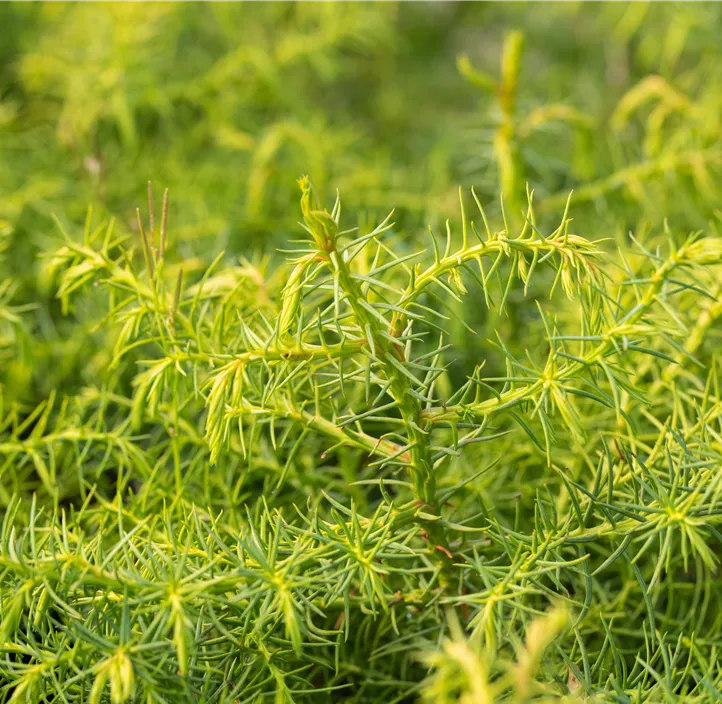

[421,247,684,426]
[322,247,454,579]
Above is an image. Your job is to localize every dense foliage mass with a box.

[2,3,722,702]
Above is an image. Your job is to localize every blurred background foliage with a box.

[1,0,722,409]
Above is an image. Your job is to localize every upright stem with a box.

[328,251,435,500]
[312,240,454,579]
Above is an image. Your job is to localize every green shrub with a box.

[2,4,722,703]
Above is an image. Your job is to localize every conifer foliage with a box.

[2,175,722,701]
[2,4,722,703]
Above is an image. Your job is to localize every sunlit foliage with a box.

[2,4,722,702]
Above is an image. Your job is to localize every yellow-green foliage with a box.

[2,3,722,703]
